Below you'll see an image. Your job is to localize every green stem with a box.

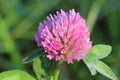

[52,61,63,80]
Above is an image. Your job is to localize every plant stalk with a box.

[52,61,63,80]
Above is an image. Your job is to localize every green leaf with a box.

[33,56,53,80]
[89,44,112,59]
[83,56,97,75]
[22,48,45,64]
[0,70,35,80]
[83,44,118,80]
[92,59,118,80]
[33,58,46,80]
[84,57,118,80]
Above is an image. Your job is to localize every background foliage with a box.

[0,0,120,80]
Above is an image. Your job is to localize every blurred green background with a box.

[0,0,120,80]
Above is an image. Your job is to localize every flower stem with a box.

[52,61,63,80]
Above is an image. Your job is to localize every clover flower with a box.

[35,9,92,63]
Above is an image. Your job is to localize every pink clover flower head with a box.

[35,9,92,63]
